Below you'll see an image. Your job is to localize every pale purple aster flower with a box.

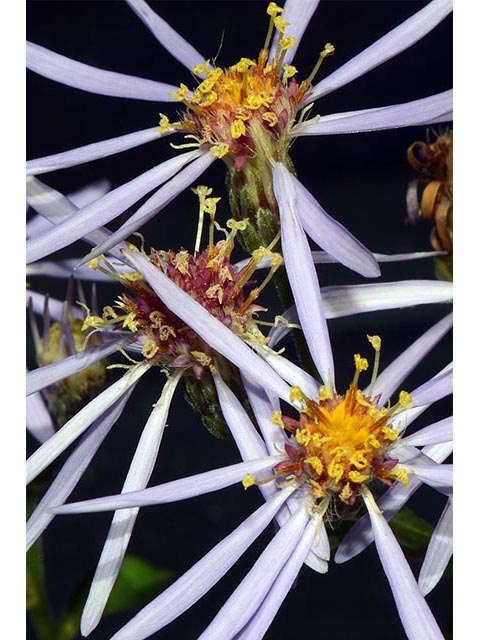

[26,0,452,270]
[53,312,452,640]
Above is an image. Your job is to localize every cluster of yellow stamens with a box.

[245,336,413,505]
[157,3,334,169]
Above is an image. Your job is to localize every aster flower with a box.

[26,0,452,274]
[53,310,452,640]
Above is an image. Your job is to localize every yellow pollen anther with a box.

[141,340,159,359]
[381,426,399,441]
[274,16,289,34]
[328,461,345,483]
[296,428,311,446]
[203,197,221,215]
[271,410,284,427]
[197,91,218,107]
[236,57,254,73]
[156,113,171,133]
[319,385,333,401]
[354,354,369,372]
[193,60,211,76]
[279,35,296,50]
[242,473,257,489]
[351,451,369,470]
[87,257,99,270]
[122,313,139,332]
[391,467,409,485]
[81,315,104,331]
[290,386,307,405]
[262,111,278,127]
[210,143,230,158]
[310,480,325,499]
[282,64,298,81]
[367,334,382,351]
[398,390,413,408]
[191,351,212,367]
[231,119,246,139]
[305,456,324,475]
[171,83,189,101]
[321,42,336,58]
[267,2,283,17]
[192,185,213,197]
[348,470,369,484]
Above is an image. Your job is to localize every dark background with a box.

[27,1,453,639]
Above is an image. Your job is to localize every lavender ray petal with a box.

[52,456,282,515]
[322,281,453,320]
[124,250,293,403]
[364,493,444,640]
[335,442,452,563]
[26,176,122,257]
[269,0,320,65]
[273,163,334,388]
[241,374,287,457]
[26,150,200,264]
[309,0,452,101]
[81,370,182,635]
[418,496,453,595]
[27,364,150,484]
[27,128,166,176]
[285,171,380,277]
[411,366,453,407]
[212,370,267,461]
[372,313,453,406]
[294,90,453,136]
[198,504,309,640]
[400,456,453,495]
[398,416,453,448]
[27,41,179,101]
[78,152,215,264]
[26,180,111,238]
[27,290,83,322]
[27,337,131,396]
[27,260,115,281]
[26,390,56,444]
[109,488,295,640]
[26,390,133,550]
[233,517,317,640]
[253,345,320,401]
[126,0,209,73]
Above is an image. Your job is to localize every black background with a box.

[27,2,453,639]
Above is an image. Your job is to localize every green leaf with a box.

[104,555,173,615]
[389,507,434,560]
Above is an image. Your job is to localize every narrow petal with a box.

[212,370,267,461]
[335,442,452,563]
[400,453,453,494]
[81,370,183,636]
[411,366,453,406]
[26,390,55,443]
[27,337,130,396]
[278,169,380,277]
[27,259,114,281]
[126,0,208,73]
[398,416,453,448]
[53,456,282,515]
[198,504,309,640]
[26,176,119,255]
[124,250,293,403]
[294,90,453,137]
[26,150,200,263]
[309,0,452,101]
[27,290,83,322]
[253,344,320,401]
[110,488,295,640]
[79,152,215,264]
[234,517,317,640]
[27,41,179,101]
[269,0,320,65]
[372,313,453,405]
[26,363,150,484]
[27,128,166,176]
[272,163,334,387]
[26,391,133,550]
[241,374,288,456]
[363,491,444,640]
[418,496,453,595]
